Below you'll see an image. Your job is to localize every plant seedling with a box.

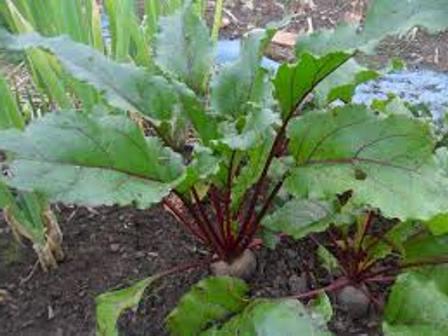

[290,210,448,314]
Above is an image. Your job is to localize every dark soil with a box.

[1,1,447,335]
[0,206,384,335]
[0,169,374,333]
[0,206,206,336]
[216,0,448,71]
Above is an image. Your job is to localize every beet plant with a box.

[1,1,448,334]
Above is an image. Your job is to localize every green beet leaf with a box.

[202,299,332,335]
[308,293,334,324]
[383,265,448,335]
[166,276,249,336]
[296,0,448,56]
[317,245,340,273]
[313,58,379,106]
[210,28,279,150]
[231,137,273,209]
[425,213,448,236]
[286,105,448,221]
[327,70,379,104]
[96,275,161,336]
[176,145,221,194]
[367,220,421,263]
[403,232,448,263]
[215,104,279,151]
[0,111,184,208]
[262,198,336,240]
[170,79,219,146]
[273,52,351,118]
[155,2,213,94]
[211,28,276,119]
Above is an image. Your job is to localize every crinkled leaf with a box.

[0,111,184,208]
[176,146,221,194]
[403,233,448,263]
[317,245,340,273]
[0,30,178,125]
[273,52,351,118]
[166,276,249,336]
[371,97,415,118]
[262,199,336,240]
[171,79,219,145]
[202,299,332,335]
[210,28,279,150]
[231,137,273,209]
[215,104,279,151]
[367,220,421,262]
[383,266,448,335]
[327,70,379,104]
[297,0,448,56]
[315,59,375,105]
[155,2,213,93]
[96,275,160,336]
[211,28,276,120]
[286,105,448,221]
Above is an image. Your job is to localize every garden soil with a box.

[1,0,448,335]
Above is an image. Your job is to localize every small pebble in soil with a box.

[288,274,308,293]
[210,249,257,280]
[110,243,120,253]
[337,285,371,319]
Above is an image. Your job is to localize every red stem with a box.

[237,174,287,252]
[162,198,207,243]
[174,191,226,259]
[234,75,337,248]
[236,117,291,244]
[191,188,227,256]
[224,152,236,245]
[361,256,448,280]
[157,256,218,278]
[364,275,396,283]
[288,277,351,300]
[210,187,226,245]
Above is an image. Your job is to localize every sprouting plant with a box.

[1,0,448,334]
[283,210,448,300]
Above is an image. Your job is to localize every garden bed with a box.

[1,1,448,335]
[0,205,383,335]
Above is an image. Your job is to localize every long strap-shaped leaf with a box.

[0,111,185,208]
[0,30,179,129]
